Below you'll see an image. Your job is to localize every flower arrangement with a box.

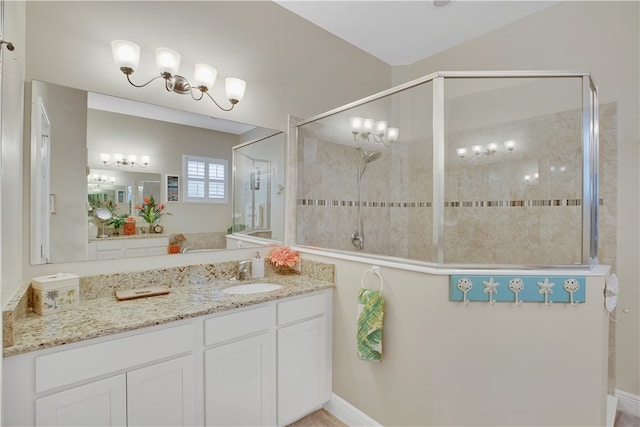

[267,246,300,274]
[107,214,128,232]
[135,195,171,224]
[102,199,118,213]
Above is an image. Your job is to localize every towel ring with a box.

[361,266,384,292]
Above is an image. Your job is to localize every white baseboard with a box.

[324,393,382,427]
[615,389,640,418]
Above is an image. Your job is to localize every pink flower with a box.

[267,247,299,268]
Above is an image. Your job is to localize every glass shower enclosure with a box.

[295,71,599,269]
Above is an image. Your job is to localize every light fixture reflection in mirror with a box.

[101,153,150,168]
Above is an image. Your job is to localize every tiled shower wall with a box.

[297,103,616,268]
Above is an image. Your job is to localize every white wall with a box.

[394,0,639,399]
[307,252,609,426]
[1,1,25,306]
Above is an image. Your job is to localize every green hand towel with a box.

[357,287,384,362]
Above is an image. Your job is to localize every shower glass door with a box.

[442,76,584,266]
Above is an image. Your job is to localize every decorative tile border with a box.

[450,275,586,304]
[298,198,603,208]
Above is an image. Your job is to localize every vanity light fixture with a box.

[88,174,116,184]
[111,40,246,112]
[456,139,515,161]
[101,153,150,168]
[350,117,399,147]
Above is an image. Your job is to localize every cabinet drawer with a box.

[96,249,123,260]
[35,324,194,393]
[205,305,274,346]
[95,240,122,250]
[277,293,326,326]
[126,237,169,249]
[124,248,146,257]
[147,246,168,256]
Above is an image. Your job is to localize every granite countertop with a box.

[3,261,335,358]
[88,233,168,242]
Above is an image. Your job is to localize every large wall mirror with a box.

[28,80,284,265]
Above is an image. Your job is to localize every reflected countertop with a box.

[88,233,169,242]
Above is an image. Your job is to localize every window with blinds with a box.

[183,155,228,203]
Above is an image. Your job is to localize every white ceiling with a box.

[275,0,558,66]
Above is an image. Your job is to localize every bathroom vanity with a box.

[87,235,170,260]
[2,262,334,426]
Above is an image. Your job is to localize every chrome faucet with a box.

[236,260,251,280]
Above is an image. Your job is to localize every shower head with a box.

[357,146,382,178]
[358,146,382,163]
[364,150,382,163]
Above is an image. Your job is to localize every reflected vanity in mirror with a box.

[28,80,284,265]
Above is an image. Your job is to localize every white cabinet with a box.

[127,355,195,427]
[35,375,127,427]
[203,305,276,426]
[87,236,169,260]
[4,323,195,427]
[3,290,332,427]
[276,293,332,426]
[34,356,194,427]
[205,333,275,426]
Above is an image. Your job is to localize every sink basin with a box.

[222,283,283,295]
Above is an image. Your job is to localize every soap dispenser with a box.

[251,252,265,278]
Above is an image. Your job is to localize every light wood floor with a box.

[290,408,640,426]
[288,409,347,427]
[615,410,640,427]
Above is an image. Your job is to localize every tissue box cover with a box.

[31,273,80,315]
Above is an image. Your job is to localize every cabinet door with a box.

[35,374,126,426]
[277,317,328,426]
[205,332,275,426]
[127,355,195,427]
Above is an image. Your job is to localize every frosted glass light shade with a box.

[113,154,124,162]
[456,147,468,157]
[127,154,137,164]
[111,40,140,71]
[225,78,246,103]
[194,63,218,90]
[155,47,181,76]
[350,117,363,132]
[374,121,387,136]
[472,145,483,154]
[140,155,150,165]
[362,118,375,134]
[387,127,399,142]
[100,153,110,163]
